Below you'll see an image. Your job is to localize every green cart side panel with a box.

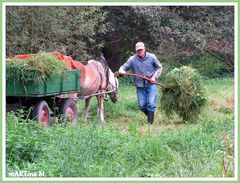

[6,70,81,97]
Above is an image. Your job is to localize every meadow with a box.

[6,76,235,178]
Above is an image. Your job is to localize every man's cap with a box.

[135,42,145,51]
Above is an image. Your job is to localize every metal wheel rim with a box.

[66,107,75,122]
[39,107,49,127]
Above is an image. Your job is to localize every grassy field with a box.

[6,76,235,178]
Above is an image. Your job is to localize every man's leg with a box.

[136,87,148,116]
[146,84,158,124]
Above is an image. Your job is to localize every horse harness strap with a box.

[79,89,117,99]
[88,61,108,91]
[105,67,110,90]
[82,60,117,99]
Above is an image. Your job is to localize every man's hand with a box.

[119,68,126,75]
[150,76,156,83]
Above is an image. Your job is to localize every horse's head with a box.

[97,54,119,103]
[107,68,119,103]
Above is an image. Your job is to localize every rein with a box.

[80,89,117,99]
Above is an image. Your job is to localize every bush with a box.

[188,53,232,78]
[6,111,46,169]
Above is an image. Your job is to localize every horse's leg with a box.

[84,97,91,121]
[97,95,105,122]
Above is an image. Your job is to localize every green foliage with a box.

[188,53,233,78]
[136,6,234,58]
[205,77,234,100]
[5,77,234,177]
[6,114,233,177]
[160,66,207,122]
[6,6,106,61]
[6,6,234,71]
[6,110,45,168]
[118,76,134,86]
[6,52,69,86]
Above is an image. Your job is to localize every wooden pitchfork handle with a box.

[114,71,167,88]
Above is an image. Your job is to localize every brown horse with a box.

[76,56,119,122]
[48,52,118,122]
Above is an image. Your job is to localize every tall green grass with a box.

[205,77,234,100]
[6,77,235,177]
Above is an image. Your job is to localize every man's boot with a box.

[142,109,148,116]
[147,112,154,124]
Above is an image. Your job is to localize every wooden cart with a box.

[6,70,81,127]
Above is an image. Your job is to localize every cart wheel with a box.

[32,100,50,128]
[59,99,78,123]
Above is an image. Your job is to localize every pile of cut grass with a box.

[6,52,69,86]
[160,66,207,122]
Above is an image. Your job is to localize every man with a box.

[119,42,163,124]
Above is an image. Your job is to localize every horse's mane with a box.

[98,53,108,70]
[98,53,113,92]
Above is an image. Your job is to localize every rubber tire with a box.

[32,100,50,128]
[59,99,78,123]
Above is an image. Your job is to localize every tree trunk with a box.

[103,31,123,72]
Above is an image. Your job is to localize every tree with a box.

[6,6,107,62]
[6,6,234,71]
[101,6,155,71]
[134,6,234,69]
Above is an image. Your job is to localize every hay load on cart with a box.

[6,52,81,127]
